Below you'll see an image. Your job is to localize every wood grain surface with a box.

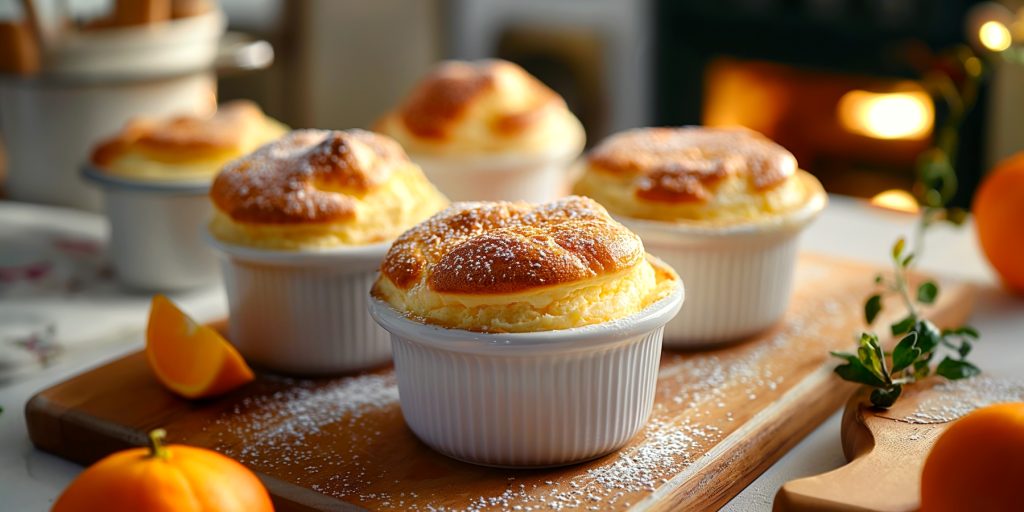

[25,253,977,511]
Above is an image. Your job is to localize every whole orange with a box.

[920,402,1024,512]
[52,429,273,512]
[974,153,1024,293]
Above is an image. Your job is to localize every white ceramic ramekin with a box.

[82,165,219,290]
[205,234,392,375]
[619,193,827,347]
[407,143,583,203]
[368,281,684,468]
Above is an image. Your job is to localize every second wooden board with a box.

[775,376,1024,512]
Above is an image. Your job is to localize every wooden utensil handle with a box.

[775,400,945,512]
[774,448,920,512]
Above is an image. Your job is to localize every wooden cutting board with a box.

[25,253,976,511]
[774,376,1024,512]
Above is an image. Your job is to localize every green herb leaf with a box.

[831,351,888,388]
[915,320,942,356]
[958,340,973,359]
[917,281,939,304]
[892,332,921,372]
[891,314,917,336]
[865,294,883,325]
[857,333,891,385]
[870,385,903,408]
[901,254,915,268]
[935,357,981,380]
[874,274,884,284]
[943,326,980,339]
[892,238,906,261]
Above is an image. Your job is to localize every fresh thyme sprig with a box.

[830,45,984,409]
[831,235,980,408]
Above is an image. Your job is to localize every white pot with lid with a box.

[0,9,272,211]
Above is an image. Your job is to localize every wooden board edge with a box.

[25,394,70,459]
[262,476,368,512]
[26,392,143,466]
[636,366,856,512]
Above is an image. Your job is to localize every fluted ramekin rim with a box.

[368,280,683,354]
[202,227,391,268]
[614,174,827,242]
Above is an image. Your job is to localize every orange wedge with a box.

[145,295,254,399]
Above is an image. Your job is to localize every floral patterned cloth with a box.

[0,202,226,385]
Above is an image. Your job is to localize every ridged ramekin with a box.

[82,164,219,290]
[619,192,827,347]
[204,233,392,375]
[407,142,583,203]
[367,281,684,468]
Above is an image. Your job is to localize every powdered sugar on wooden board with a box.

[212,373,400,487]
[886,377,1024,425]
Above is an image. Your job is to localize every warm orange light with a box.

[979,20,1012,52]
[870,189,920,214]
[838,89,934,140]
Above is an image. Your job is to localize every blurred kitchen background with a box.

[3,0,1024,209]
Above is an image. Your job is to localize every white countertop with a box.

[0,195,1021,511]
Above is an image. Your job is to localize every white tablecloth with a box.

[0,196,1020,511]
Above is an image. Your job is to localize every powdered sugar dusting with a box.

[891,377,1024,424]
[396,417,713,512]
[214,373,399,473]
[659,298,839,416]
